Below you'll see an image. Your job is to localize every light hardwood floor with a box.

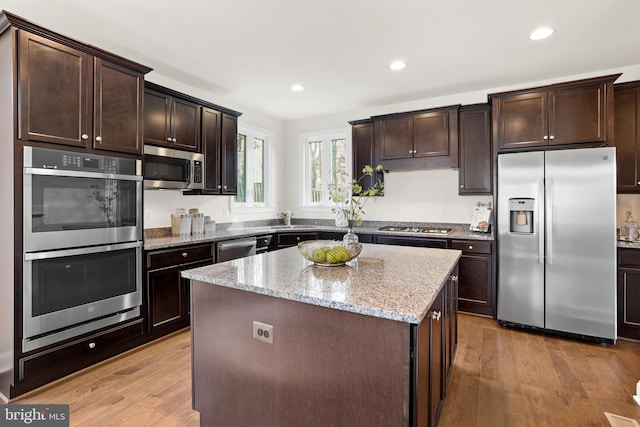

[12,314,640,426]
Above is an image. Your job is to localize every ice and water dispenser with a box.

[509,198,534,234]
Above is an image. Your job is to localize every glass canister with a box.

[621,211,639,241]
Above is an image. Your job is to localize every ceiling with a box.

[2,0,640,121]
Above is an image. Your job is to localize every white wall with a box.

[284,64,640,224]
[144,64,640,228]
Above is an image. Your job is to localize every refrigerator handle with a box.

[538,177,545,264]
[546,177,553,265]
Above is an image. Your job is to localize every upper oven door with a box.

[24,151,142,252]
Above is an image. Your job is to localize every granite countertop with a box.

[617,240,640,249]
[181,243,461,324]
[144,223,493,251]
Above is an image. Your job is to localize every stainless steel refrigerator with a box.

[497,147,617,342]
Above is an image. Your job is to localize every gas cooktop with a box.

[378,226,452,234]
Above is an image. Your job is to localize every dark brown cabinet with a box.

[372,105,460,170]
[491,74,619,151]
[375,235,449,248]
[350,119,378,190]
[613,81,640,192]
[277,232,318,248]
[617,248,640,340]
[17,31,147,154]
[452,240,494,317]
[458,104,492,195]
[143,84,201,152]
[145,243,214,336]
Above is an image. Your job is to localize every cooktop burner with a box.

[378,226,452,234]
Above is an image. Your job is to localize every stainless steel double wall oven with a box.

[22,147,143,352]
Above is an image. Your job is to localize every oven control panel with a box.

[25,146,139,175]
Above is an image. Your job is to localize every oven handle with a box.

[24,241,142,261]
[24,167,142,182]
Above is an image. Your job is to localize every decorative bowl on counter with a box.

[297,240,362,266]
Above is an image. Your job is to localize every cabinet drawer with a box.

[19,319,144,381]
[618,248,640,267]
[451,240,492,255]
[147,243,214,269]
[277,233,318,247]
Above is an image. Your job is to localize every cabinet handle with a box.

[88,342,96,349]
[543,135,548,140]
[95,136,102,143]
[296,237,301,241]
[182,252,188,257]
[223,185,227,190]
[450,275,458,282]
[167,137,173,142]
[217,185,222,189]
[460,185,464,188]
[549,135,555,140]
[431,311,441,321]
[81,134,89,140]
[468,245,473,250]
[172,138,177,143]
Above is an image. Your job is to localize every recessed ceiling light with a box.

[530,27,554,41]
[390,60,406,71]
[290,84,304,92]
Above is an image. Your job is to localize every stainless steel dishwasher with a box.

[216,237,257,262]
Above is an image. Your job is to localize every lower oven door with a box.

[23,241,142,353]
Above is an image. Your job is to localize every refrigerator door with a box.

[544,147,617,340]
[497,151,545,328]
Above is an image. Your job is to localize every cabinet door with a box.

[614,84,640,192]
[459,105,492,195]
[93,58,144,154]
[143,89,172,147]
[378,115,413,160]
[352,121,375,190]
[172,98,201,151]
[201,107,222,192]
[18,31,90,147]
[413,111,449,158]
[430,289,445,427]
[457,254,493,316]
[549,83,607,145]
[618,267,640,340]
[220,113,238,195]
[495,91,548,149]
[147,266,185,331]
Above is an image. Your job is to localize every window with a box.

[301,128,351,208]
[233,125,271,208]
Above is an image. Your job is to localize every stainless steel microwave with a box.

[143,145,204,190]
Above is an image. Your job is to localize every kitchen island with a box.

[182,243,461,427]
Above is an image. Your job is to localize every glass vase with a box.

[343,220,359,247]
[335,210,348,227]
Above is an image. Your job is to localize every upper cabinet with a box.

[490,74,619,151]
[350,119,379,191]
[613,81,640,193]
[143,83,201,152]
[458,104,492,195]
[145,83,245,197]
[371,105,460,170]
[13,17,150,155]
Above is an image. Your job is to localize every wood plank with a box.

[10,314,640,426]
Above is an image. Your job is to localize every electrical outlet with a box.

[144,209,153,221]
[252,321,274,344]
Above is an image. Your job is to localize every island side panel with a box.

[192,280,411,427]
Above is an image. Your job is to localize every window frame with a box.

[299,127,352,212]
[231,123,274,213]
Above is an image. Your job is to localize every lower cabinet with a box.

[15,319,145,396]
[145,243,214,338]
[376,235,449,248]
[276,232,318,248]
[413,269,458,427]
[617,248,640,340]
[451,240,495,317]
